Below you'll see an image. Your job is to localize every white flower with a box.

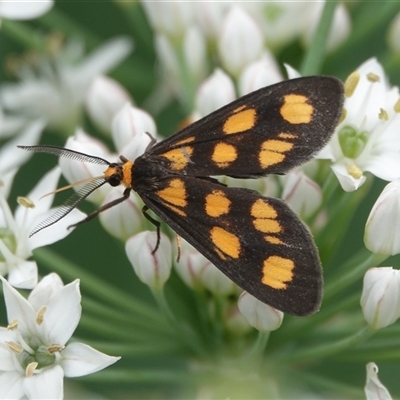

[111,103,156,160]
[0,0,53,21]
[365,362,392,400]
[0,37,132,133]
[319,58,400,191]
[238,52,283,96]
[0,274,120,399]
[58,130,113,205]
[176,240,237,296]
[154,28,207,103]
[0,167,85,289]
[238,292,284,332]
[217,6,264,77]
[360,267,400,329]
[85,75,132,134]
[125,231,172,289]
[195,69,235,118]
[281,170,322,219]
[99,189,144,242]
[0,119,44,198]
[142,1,194,38]
[365,179,400,255]
[387,12,400,54]
[251,2,316,50]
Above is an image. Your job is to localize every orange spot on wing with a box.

[262,256,294,289]
[280,94,313,124]
[223,108,256,135]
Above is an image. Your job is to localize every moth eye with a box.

[108,174,121,187]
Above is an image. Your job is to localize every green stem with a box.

[1,20,46,50]
[151,288,206,357]
[79,313,159,343]
[300,0,338,75]
[39,8,98,47]
[81,295,172,336]
[81,339,183,358]
[293,370,363,398]
[248,331,270,361]
[78,368,190,384]
[324,252,387,301]
[34,248,168,328]
[279,325,375,364]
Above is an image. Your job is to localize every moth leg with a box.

[144,132,157,151]
[68,188,131,229]
[175,234,182,263]
[142,205,161,254]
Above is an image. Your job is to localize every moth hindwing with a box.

[19,76,344,316]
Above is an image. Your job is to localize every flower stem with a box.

[324,252,388,301]
[34,248,168,329]
[1,20,45,50]
[278,325,375,364]
[151,288,207,357]
[300,0,338,75]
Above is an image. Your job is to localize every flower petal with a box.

[0,328,18,371]
[0,371,25,399]
[6,260,38,290]
[75,37,133,86]
[1,277,36,335]
[60,342,120,377]
[365,362,392,400]
[0,0,53,20]
[238,292,284,331]
[23,365,64,400]
[28,273,65,311]
[40,280,82,345]
[331,163,366,192]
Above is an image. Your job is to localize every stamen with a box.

[36,306,47,325]
[48,344,64,354]
[17,197,35,208]
[344,71,360,97]
[26,362,38,377]
[347,163,363,179]
[7,319,19,330]
[6,341,23,354]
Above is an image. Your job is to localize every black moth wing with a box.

[145,76,344,178]
[135,174,322,316]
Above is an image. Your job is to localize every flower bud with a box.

[59,130,112,204]
[281,170,322,219]
[183,26,207,88]
[111,104,155,159]
[224,303,252,336]
[387,13,400,54]
[195,69,235,117]
[238,52,282,95]
[218,7,264,77]
[361,267,400,329]
[99,191,144,241]
[142,2,194,38]
[125,231,172,289]
[364,362,392,400]
[86,75,131,134]
[176,241,236,296]
[0,0,53,20]
[238,292,284,332]
[365,179,400,256]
